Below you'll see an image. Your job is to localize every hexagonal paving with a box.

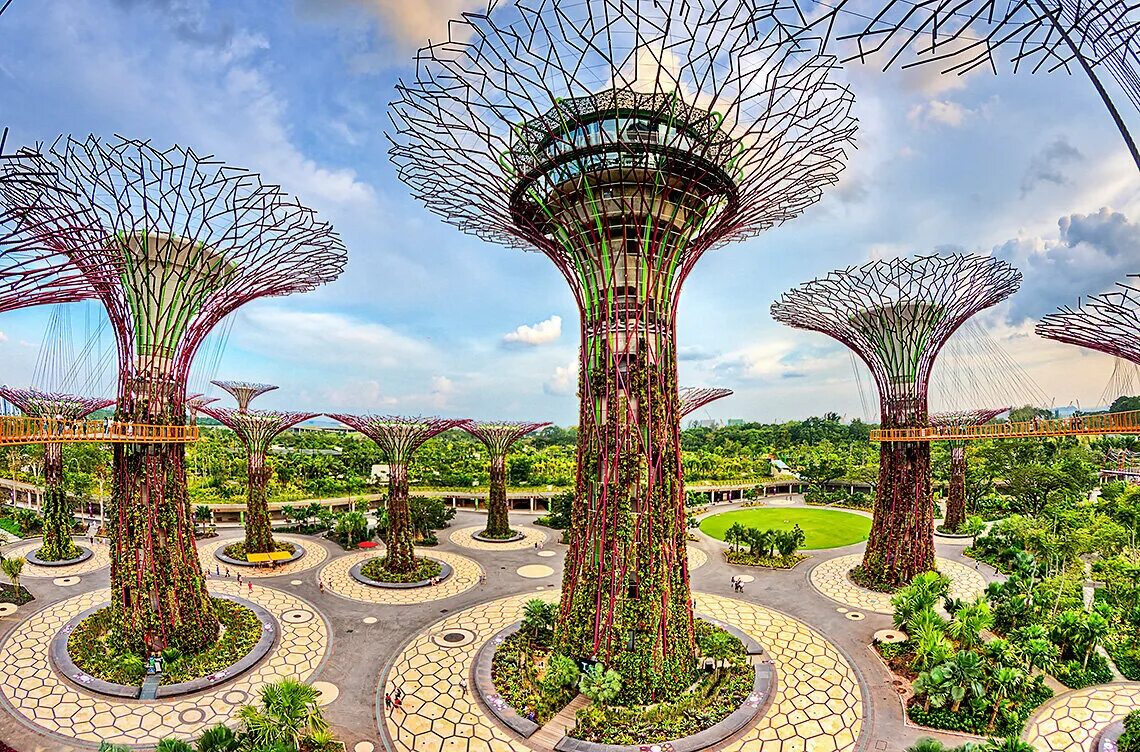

[0,581,328,747]
[1022,682,1140,752]
[1,539,110,578]
[687,545,708,571]
[196,534,329,578]
[449,525,549,551]
[381,591,863,752]
[319,549,482,605]
[809,554,986,614]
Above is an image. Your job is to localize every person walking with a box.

[394,684,404,701]
[247,581,253,593]
[385,693,393,712]
[237,573,242,586]
[458,677,467,696]
[319,579,325,593]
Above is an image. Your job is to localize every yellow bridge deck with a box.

[0,416,199,446]
[871,410,1140,442]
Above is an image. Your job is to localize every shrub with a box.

[1119,709,1140,752]
[360,556,441,584]
[578,664,622,704]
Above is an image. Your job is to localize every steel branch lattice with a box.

[186,394,219,421]
[0,387,114,420]
[461,421,552,457]
[1036,274,1140,365]
[771,255,1022,428]
[679,387,733,417]
[212,380,279,412]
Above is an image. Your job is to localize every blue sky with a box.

[1,0,1138,425]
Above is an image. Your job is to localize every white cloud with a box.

[321,379,399,410]
[0,331,7,343]
[543,359,578,396]
[503,315,562,346]
[908,99,970,127]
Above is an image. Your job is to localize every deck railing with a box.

[870,410,1140,442]
[0,416,200,446]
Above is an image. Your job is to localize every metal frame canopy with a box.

[1037,274,1140,365]
[771,254,1021,589]
[461,420,552,538]
[679,386,733,417]
[388,0,857,701]
[931,406,1009,531]
[212,380,279,412]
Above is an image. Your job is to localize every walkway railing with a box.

[0,416,200,446]
[871,410,1140,442]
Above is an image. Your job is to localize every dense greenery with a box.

[0,556,32,605]
[223,540,296,562]
[1120,709,1140,752]
[720,521,807,568]
[492,599,578,724]
[360,555,441,584]
[700,508,871,550]
[70,598,262,686]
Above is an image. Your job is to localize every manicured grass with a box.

[699,507,871,550]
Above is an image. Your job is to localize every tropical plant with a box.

[912,667,952,712]
[98,744,133,752]
[155,740,194,752]
[578,664,622,705]
[544,652,581,690]
[700,628,737,682]
[194,505,212,533]
[193,723,239,752]
[943,650,986,712]
[1,556,24,592]
[980,737,1035,752]
[724,522,747,553]
[1021,638,1058,674]
[946,600,992,650]
[236,679,329,749]
[1079,611,1110,669]
[986,666,1024,729]
[904,739,948,752]
[333,510,369,547]
[520,599,557,644]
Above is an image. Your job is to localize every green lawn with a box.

[699,507,871,550]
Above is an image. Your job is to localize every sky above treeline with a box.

[1,0,1138,425]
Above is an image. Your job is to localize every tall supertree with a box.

[461,421,551,539]
[0,136,346,652]
[0,387,113,560]
[930,407,1009,532]
[679,387,733,418]
[1037,275,1140,364]
[211,380,278,412]
[771,255,1021,589]
[328,415,467,573]
[388,0,856,698]
[185,394,219,422]
[200,405,316,555]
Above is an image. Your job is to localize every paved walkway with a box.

[1022,682,1140,752]
[449,526,549,551]
[1,539,111,578]
[809,553,988,614]
[196,534,329,578]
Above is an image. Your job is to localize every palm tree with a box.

[725,522,747,553]
[156,740,194,752]
[1080,611,1111,670]
[236,679,329,750]
[1022,638,1058,675]
[913,629,955,673]
[1,556,24,593]
[520,599,557,644]
[981,737,1035,752]
[947,600,992,650]
[194,505,212,535]
[98,744,133,752]
[904,740,947,752]
[984,638,1020,669]
[194,724,238,752]
[1052,610,1084,658]
[701,630,736,683]
[987,666,1024,729]
[944,651,986,712]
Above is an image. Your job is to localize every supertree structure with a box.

[328,415,468,573]
[679,387,733,418]
[388,0,856,698]
[0,136,346,652]
[461,421,551,539]
[771,255,1021,589]
[825,0,1140,170]
[211,380,278,412]
[185,394,219,422]
[0,134,99,313]
[1037,275,1140,364]
[0,387,113,560]
[930,407,1009,532]
[199,405,316,554]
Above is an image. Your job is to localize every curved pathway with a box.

[1022,682,1140,752]
[381,590,863,752]
[1,539,110,578]
[319,549,483,605]
[809,554,987,614]
[0,580,328,747]
[195,534,330,578]
[449,525,548,551]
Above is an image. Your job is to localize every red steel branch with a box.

[1037,275,1140,366]
[462,421,551,538]
[931,407,1010,531]
[679,387,733,418]
[211,380,279,412]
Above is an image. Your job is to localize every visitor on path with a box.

[534,542,539,551]
[237,573,242,586]
[225,567,231,579]
[385,693,393,711]
[319,579,325,593]
[458,677,467,695]
[247,581,253,593]
[392,696,403,711]
[394,685,404,700]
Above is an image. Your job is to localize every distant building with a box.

[287,424,355,434]
[727,418,744,426]
[688,419,721,429]
[371,464,391,483]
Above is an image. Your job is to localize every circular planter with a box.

[215,542,305,568]
[49,594,278,700]
[934,527,975,539]
[349,558,452,589]
[1098,720,1124,752]
[472,530,526,544]
[26,546,93,567]
[472,617,777,752]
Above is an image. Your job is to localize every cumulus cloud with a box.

[543,359,578,396]
[296,0,483,59]
[908,99,973,128]
[0,331,7,343]
[712,339,844,383]
[503,315,562,346]
[993,207,1140,323]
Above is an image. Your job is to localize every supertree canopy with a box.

[930,407,1009,532]
[211,380,278,412]
[1037,275,1140,365]
[389,0,857,698]
[679,386,733,418]
[200,405,315,555]
[0,135,99,313]
[461,421,551,539]
[328,415,467,573]
[0,387,113,560]
[0,135,347,653]
[185,394,219,422]
[771,255,1021,589]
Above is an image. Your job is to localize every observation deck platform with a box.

[871,410,1140,442]
[0,416,199,446]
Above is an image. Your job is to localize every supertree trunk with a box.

[110,380,216,654]
[484,453,511,538]
[944,443,967,532]
[244,451,274,553]
[39,442,80,561]
[859,438,935,589]
[385,462,415,573]
[556,330,695,701]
